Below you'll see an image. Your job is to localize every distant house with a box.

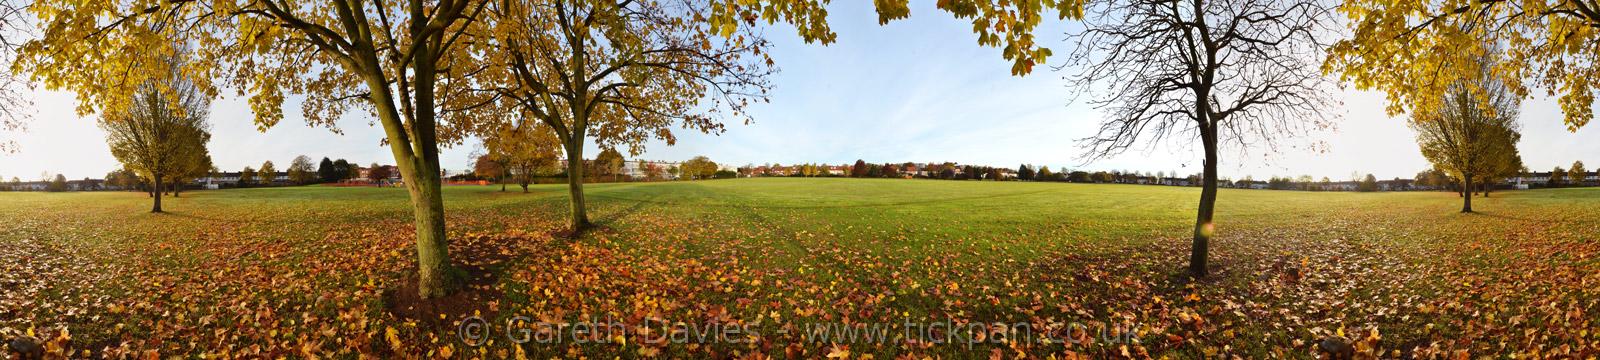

[196,171,289,188]
[357,166,402,181]
[198,172,241,188]
[624,162,644,178]
[13,181,48,191]
[1506,171,1598,187]
[1377,179,1414,191]
[67,179,106,191]
[1510,171,1554,185]
[1325,181,1358,191]
[626,160,679,179]
[1238,180,1269,190]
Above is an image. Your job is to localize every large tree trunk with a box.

[151,177,164,213]
[172,181,181,197]
[400,161,453,298]
[408,41,456,299]
[1461,175,1474,213]
[565,143,591,231]
[1190,122,1219,278]
[355,40,456,299]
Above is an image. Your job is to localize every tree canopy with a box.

[482,120,560,192]
[712,0,1085,75]
[1410,57,1522,212]
[99,63,212,213]
[288,155,317,184]
[1572,161,1589,185]
[682,156,718,180]
[259,161,277,184]
[1326,0,1600,131]
[594,148,625,181]
[465,0,781,230]
[17,0,503,298]
[472,152,508,190]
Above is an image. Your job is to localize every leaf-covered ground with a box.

[1,178,1597,359]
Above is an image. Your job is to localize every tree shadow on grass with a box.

[591,192,654,227]
[382,232,550,338]
[1465,211,1538,222]
[152,210,226,222]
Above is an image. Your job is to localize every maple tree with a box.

[239,166,256,187]
[467,0,1089,232]
[1326,0,1600,132]
[482,118,560,193]
[99,65,212,213]
[287,155,317,184]
[367,163,390,183]
[594,148,624,182]
[1062,0,1336,277]
[681,156,718,180]
[16,0,499,298]
[169,152,214,197]
[642,160,664,180]
[465,0,775,231]
[1571,161,1588,186]
[1481,149,1525,197]
[1410,58,1522,212]
[258,161,277,185]
[472,152,508,191]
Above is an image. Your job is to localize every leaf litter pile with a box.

[1,186,1597,359]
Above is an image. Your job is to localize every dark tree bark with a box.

[1461,175,1474,213]
[564,143,590,231]
[1191,122,1220,276]
[151,177,163,213]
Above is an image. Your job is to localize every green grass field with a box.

[2,178,1597,358]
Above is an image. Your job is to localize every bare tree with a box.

[0,0,31,152]
[1062,0,1337,277]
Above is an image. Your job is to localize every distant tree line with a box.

[731,160,1590,196]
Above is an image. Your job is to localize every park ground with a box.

[1,178,1598,358]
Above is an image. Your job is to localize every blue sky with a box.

[1,2,1595,181]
